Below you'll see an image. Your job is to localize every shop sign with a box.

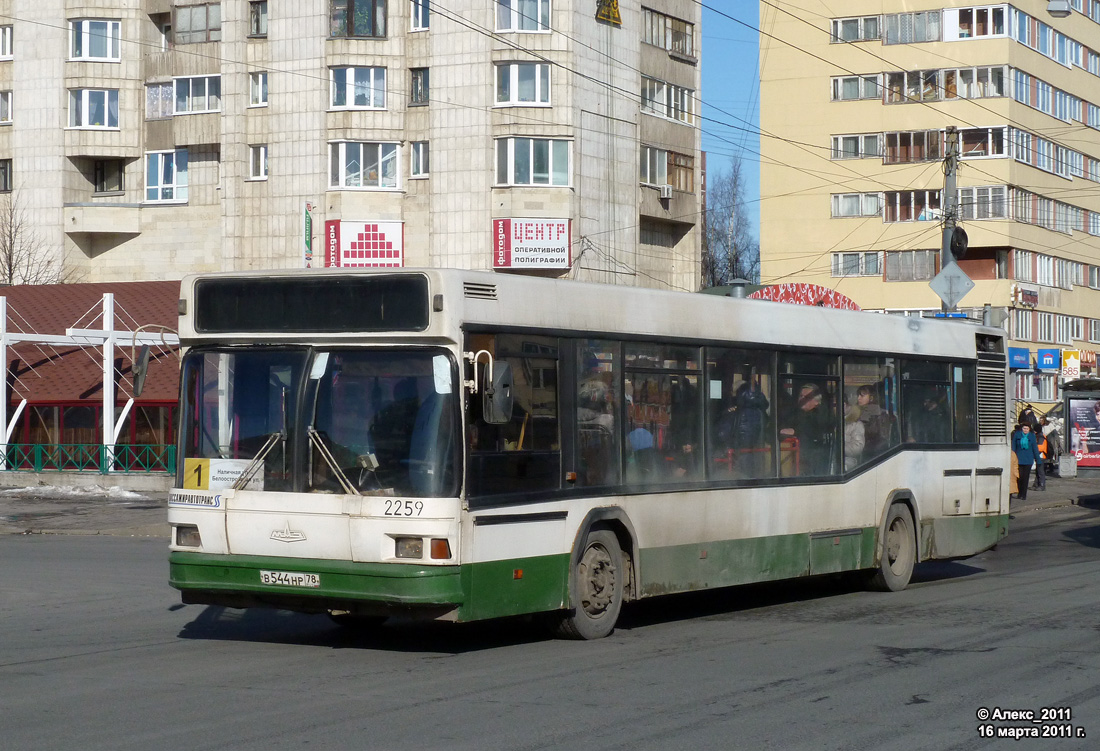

[323,220,404,268]
[303,202,315,268]
[1062,350,1080,380]
[1014,284,1039,308]
[1037,349,1060,371]
[492,218,571,269]
[1008,347,1030,370]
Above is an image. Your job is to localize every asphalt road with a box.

[1,496,1099,751]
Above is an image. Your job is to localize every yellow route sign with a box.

[596,0,622,26]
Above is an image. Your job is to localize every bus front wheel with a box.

[554,529,624,640]
[868,503,916,592]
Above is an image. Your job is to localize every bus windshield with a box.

[179,347,458,497]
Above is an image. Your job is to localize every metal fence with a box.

[2,444,176,474]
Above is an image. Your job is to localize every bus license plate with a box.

[260,570,320,588]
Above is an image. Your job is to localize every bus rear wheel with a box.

[554,529,624,640]
[868,502,915,592]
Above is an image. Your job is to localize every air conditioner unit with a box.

[659,184,673,200]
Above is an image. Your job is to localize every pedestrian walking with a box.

[1012,423,1041,501]
[1033,429,1049,491]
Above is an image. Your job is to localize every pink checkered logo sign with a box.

[323,220,404,268]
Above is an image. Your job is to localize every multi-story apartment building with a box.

[760,1,1100,410]
[0,1,701,290]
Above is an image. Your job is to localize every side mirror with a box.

[132,345,151,397]
[482,361,514,424]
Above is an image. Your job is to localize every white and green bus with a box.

[168,268,1010,639]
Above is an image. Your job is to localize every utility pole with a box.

[940,127,959,311]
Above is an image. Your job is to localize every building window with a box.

[641,76,694,124]
[883,190,941,222]
[943,65,1006,98]
[0,26,11,59]
[329,141,398,188]
[249,145,268,179]
[410,68,429,105]
[1014,310,1032,341]
[146,83,173,119]
[411,141,429,177]
[495,62,550,105]
[945,5,1006,40]
[330,0,386,38]
[883,11,941,44]
[411,0,429,31]
[831,16,880,42]
[884,131,941,163]
[331,67,385,109]
[93,159,125,194]
[885,250,937,281]
[69,19,121,61]
[0,91,10,124]
[249,71,268,106]
[960,127,1006,158]
[1037,312,1054,343]
[496,0,550,32]
[1090,319,1100,344]
[174,4,221,44]
[640,146,693,192]
[249,2,268,36]
[145,150,188,203]
[958,186,1007,220]
[642,7,694,57]
[496,137,570,186]
[174,75,221,114]
[831,252,882,276]
[885,70,941,103]
[831,193,880,217]
[831,134,880,159]
[0,159,11,192]
[69,89,119,129]
[831,75,880,101]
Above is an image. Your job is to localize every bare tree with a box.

[702,156,760,287]
[0,189,62,286]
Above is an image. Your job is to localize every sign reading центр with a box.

[493,218,571,269]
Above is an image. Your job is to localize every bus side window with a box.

[576,340,621,487]
[705,347,776,480]
[842,356,899,469]
[900,361,952,444]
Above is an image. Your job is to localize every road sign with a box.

[929,262,974,310]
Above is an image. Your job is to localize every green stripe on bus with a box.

[928,513,1009,558]
[170,552,465,606]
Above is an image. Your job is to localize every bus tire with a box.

[868,502,916,592]
[554,529,624,640]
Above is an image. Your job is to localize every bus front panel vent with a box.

[464,282,498,301]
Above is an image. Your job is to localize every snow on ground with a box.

[0,485,149,500]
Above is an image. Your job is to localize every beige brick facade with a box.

[0,1,701,291]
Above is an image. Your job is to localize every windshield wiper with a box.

[231,430,284,491]
[308,428,361,496]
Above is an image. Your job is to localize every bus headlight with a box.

[175,524,202,548]
[395,537,423,559]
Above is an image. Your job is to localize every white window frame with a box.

[884,11,942,44]
[943,5,1007,41]
[1090,318,1100,344]
[0,25,11,60]
[640,145,668,186]
[1037,312,1054,343]
[496,0,551,33]
[495,62,550,106]
[330,67,386,110]
[831,192,880,217]
[831,133,880,159]
[249,71,268,107]
[884,250,937,281]
[146,82,173,119]
[410,141,429,177]
[641,76,694,124]
[410,67,429,105]
[831,75,881,101]
[329,141,399,189]
[249,144,268,180]
[831,251,882,276]
[957,185,1007,220]
[174,75,221,114]
[0,91,10,124]
[831,16,880,43]
[495,137,571,187]
[1014,309,1032,341]
[411,0,430,31]
[69,19,121,62]
[959,126,1006,159]
[69,88,119,129]
[145,149,188,203]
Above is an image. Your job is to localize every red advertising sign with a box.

[748,283,861,311]
[323,220,404,267]
[492,218,571,268]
